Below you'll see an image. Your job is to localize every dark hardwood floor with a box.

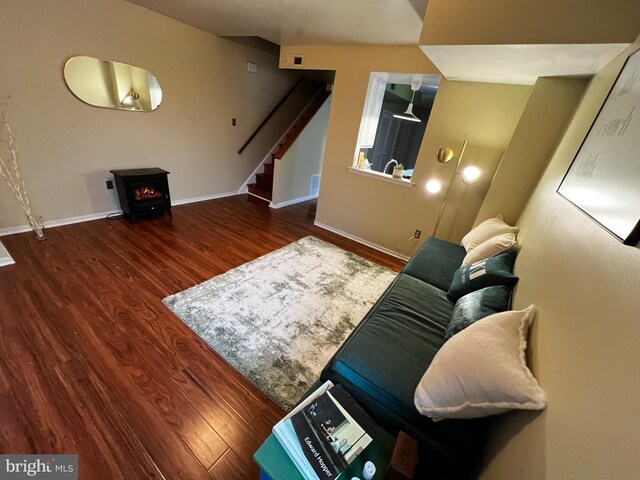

[0,195,403,479]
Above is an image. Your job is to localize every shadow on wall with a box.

[83,170,120,214]
[478,409,547,478]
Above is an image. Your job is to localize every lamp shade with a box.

[393,103,421,123]
[436,147,455,163]
[462,166,481,184]
[393,80,422,123]
[426,179,443,193]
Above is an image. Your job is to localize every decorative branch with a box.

[0,97,45,239]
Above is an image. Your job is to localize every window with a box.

[353,73,440,180]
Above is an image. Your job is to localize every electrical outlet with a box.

[232,118,237,126]
[106,180,114,190]
[414,229,422,239]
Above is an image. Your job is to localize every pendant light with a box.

[393,79,422,123]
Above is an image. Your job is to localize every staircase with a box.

[247,88,332,202]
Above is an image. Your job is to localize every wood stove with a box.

[110,168,172,222]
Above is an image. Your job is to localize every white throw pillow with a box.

[461,214,519,252]
[414,306,547,421]
[462,232,517,265]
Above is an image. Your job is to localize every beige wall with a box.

[240,79,325,178]
[0,0,298,230]
[420,0,640,46]
[272,96,331,207]
[474,77,588,226]
[280,45,531,255]
[480,45,640,479]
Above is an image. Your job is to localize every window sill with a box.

[347,167,415,188]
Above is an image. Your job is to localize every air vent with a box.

[310,174,321,196]
[284,55,304,68]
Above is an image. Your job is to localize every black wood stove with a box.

[110,168,172,223]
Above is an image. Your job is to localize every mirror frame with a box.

[63,55,163,112]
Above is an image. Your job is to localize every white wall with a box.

[271,96,331,207]
[480,44,640,479]
[0,0,298,231]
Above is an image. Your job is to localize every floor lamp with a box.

[427,140,481,238]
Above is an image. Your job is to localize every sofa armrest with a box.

[402,237,466,291]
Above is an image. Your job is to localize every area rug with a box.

[163,236,396,411]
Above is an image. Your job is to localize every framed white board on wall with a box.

[558,48,640,247]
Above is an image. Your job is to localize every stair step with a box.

[247,184,272,201]
[263,163,274,176]
[255,173,273,191]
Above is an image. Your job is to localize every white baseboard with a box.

[171,190,240,206]
[0,242,14,267]
[0,210,122,236]
[0,256,14,267]
[314,221,409,261]
[239,133,287,193]
[0,190,242,237]
[269,194,318,209]
[247,191,271,202]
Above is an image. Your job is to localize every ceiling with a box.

[128,0,428,46]
[421,44,630,85]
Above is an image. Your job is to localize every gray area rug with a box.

[163,236,396,411]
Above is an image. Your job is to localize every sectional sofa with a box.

[316,237,517,478]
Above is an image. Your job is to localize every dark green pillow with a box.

[445,285,512,339]
[447,251,518,301]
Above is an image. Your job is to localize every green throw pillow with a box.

[445,285,512,339]
[448,251,518,301]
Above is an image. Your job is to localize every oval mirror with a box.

[64,56,162,112]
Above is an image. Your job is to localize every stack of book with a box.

[273,381,377,480]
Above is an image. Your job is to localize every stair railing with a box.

[238,78,304,154]
[273,90,331,160]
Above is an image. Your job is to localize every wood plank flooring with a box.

[0,195,403,479]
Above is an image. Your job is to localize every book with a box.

[273,381,333,480]
[273,382,378,480]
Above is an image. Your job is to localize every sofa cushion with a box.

[323,273,452,422]
[445,285,512,339]
[448,251,518,301]
[321,273,484,465]
[415,306,547,421]
[402,237,466,291]
[462,232,518,265]
[461,214,519,252]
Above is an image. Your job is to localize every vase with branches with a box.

[0,97,45,239]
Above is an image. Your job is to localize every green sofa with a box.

[319,237,504,478]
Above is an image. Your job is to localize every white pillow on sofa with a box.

[462,232,517,265]
[414,306,547,421]
[461,214,519,252]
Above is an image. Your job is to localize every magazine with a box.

[273,382,377,480]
